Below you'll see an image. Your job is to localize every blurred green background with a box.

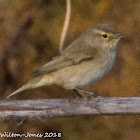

[0,0,139,140]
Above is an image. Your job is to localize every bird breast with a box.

[53,51,117,89]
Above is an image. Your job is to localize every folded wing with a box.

[33,40,98,77]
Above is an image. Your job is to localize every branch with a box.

[0,97,140,120]
[59,0,71,53]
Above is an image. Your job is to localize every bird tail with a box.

[6,74,54,99]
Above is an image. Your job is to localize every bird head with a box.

[84,24,125,50]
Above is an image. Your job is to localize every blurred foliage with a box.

[0,0,139,140]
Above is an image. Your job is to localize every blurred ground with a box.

[0,0,139,140]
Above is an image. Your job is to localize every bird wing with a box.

[33,41,98,77]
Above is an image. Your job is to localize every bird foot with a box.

[74,88,104,98]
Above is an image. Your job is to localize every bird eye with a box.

[102,34,108,38]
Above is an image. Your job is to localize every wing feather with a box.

[33,39,98,77]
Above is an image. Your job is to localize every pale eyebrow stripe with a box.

[93,28,105,34]
[94,28,113,36]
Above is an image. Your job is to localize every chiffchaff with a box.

[6,24,125,98]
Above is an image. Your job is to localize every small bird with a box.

[6,24,125,99]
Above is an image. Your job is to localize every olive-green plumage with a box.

[6,24,125,98]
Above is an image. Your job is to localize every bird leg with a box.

[74,88,101,97]
[73,89,83,98]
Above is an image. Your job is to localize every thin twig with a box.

[59,0,71,53]
[0,97,139,120]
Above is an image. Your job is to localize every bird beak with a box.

[116,34,126,39]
